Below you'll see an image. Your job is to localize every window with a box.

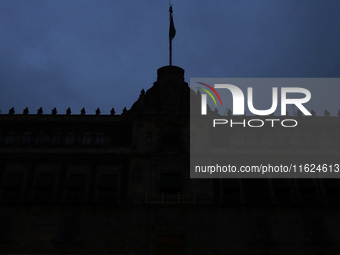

[272,179,291,194]
[35,174,55,194]
[34,131,45,145]
[262,133,275,148]
[131,165,144,182]
[51,131,62,145]
[320,132,334,148]
[94,131,105,145]
[277,132,289,148]
[81,131,92,145]
[67,174,86,195]
[64,131,75,145]
[323,179,340,193]
[298,179,317,194]
[290,132,304,147]
[4,131,16,145]
[222,179,239,194]
[147,132,152,144]
[98,174,116,195]
[3,174,23,190]
[160,173,181,194]
[243,179,270,204]
[304,132,318,148]
[2,174,23,199]
[232,133,245,147]
[246,133,259,147]
[21,131,32,145]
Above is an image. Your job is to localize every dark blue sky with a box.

[1,0,340,115]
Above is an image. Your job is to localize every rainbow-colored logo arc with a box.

[197,82,222,106]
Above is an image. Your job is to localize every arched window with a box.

[82,131,92,145]
[4,131,16,145]
[34,131,45,145]
[51,131,62,145]
[94,131,105,145]
[64,131,75,145]
[21,131,32,145]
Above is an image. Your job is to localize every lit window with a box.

[82,131,92,145]
[94,131,105,145]
[64,131,75,145]
[34,131,45,145]
[51,131,62,145]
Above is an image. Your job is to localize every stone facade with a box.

[0,66,340,254]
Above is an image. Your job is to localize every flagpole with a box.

[169,4,176,66]
[169,5,173,66]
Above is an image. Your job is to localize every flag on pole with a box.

[169,6,176,41]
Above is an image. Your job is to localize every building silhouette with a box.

[0,65,340,254]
